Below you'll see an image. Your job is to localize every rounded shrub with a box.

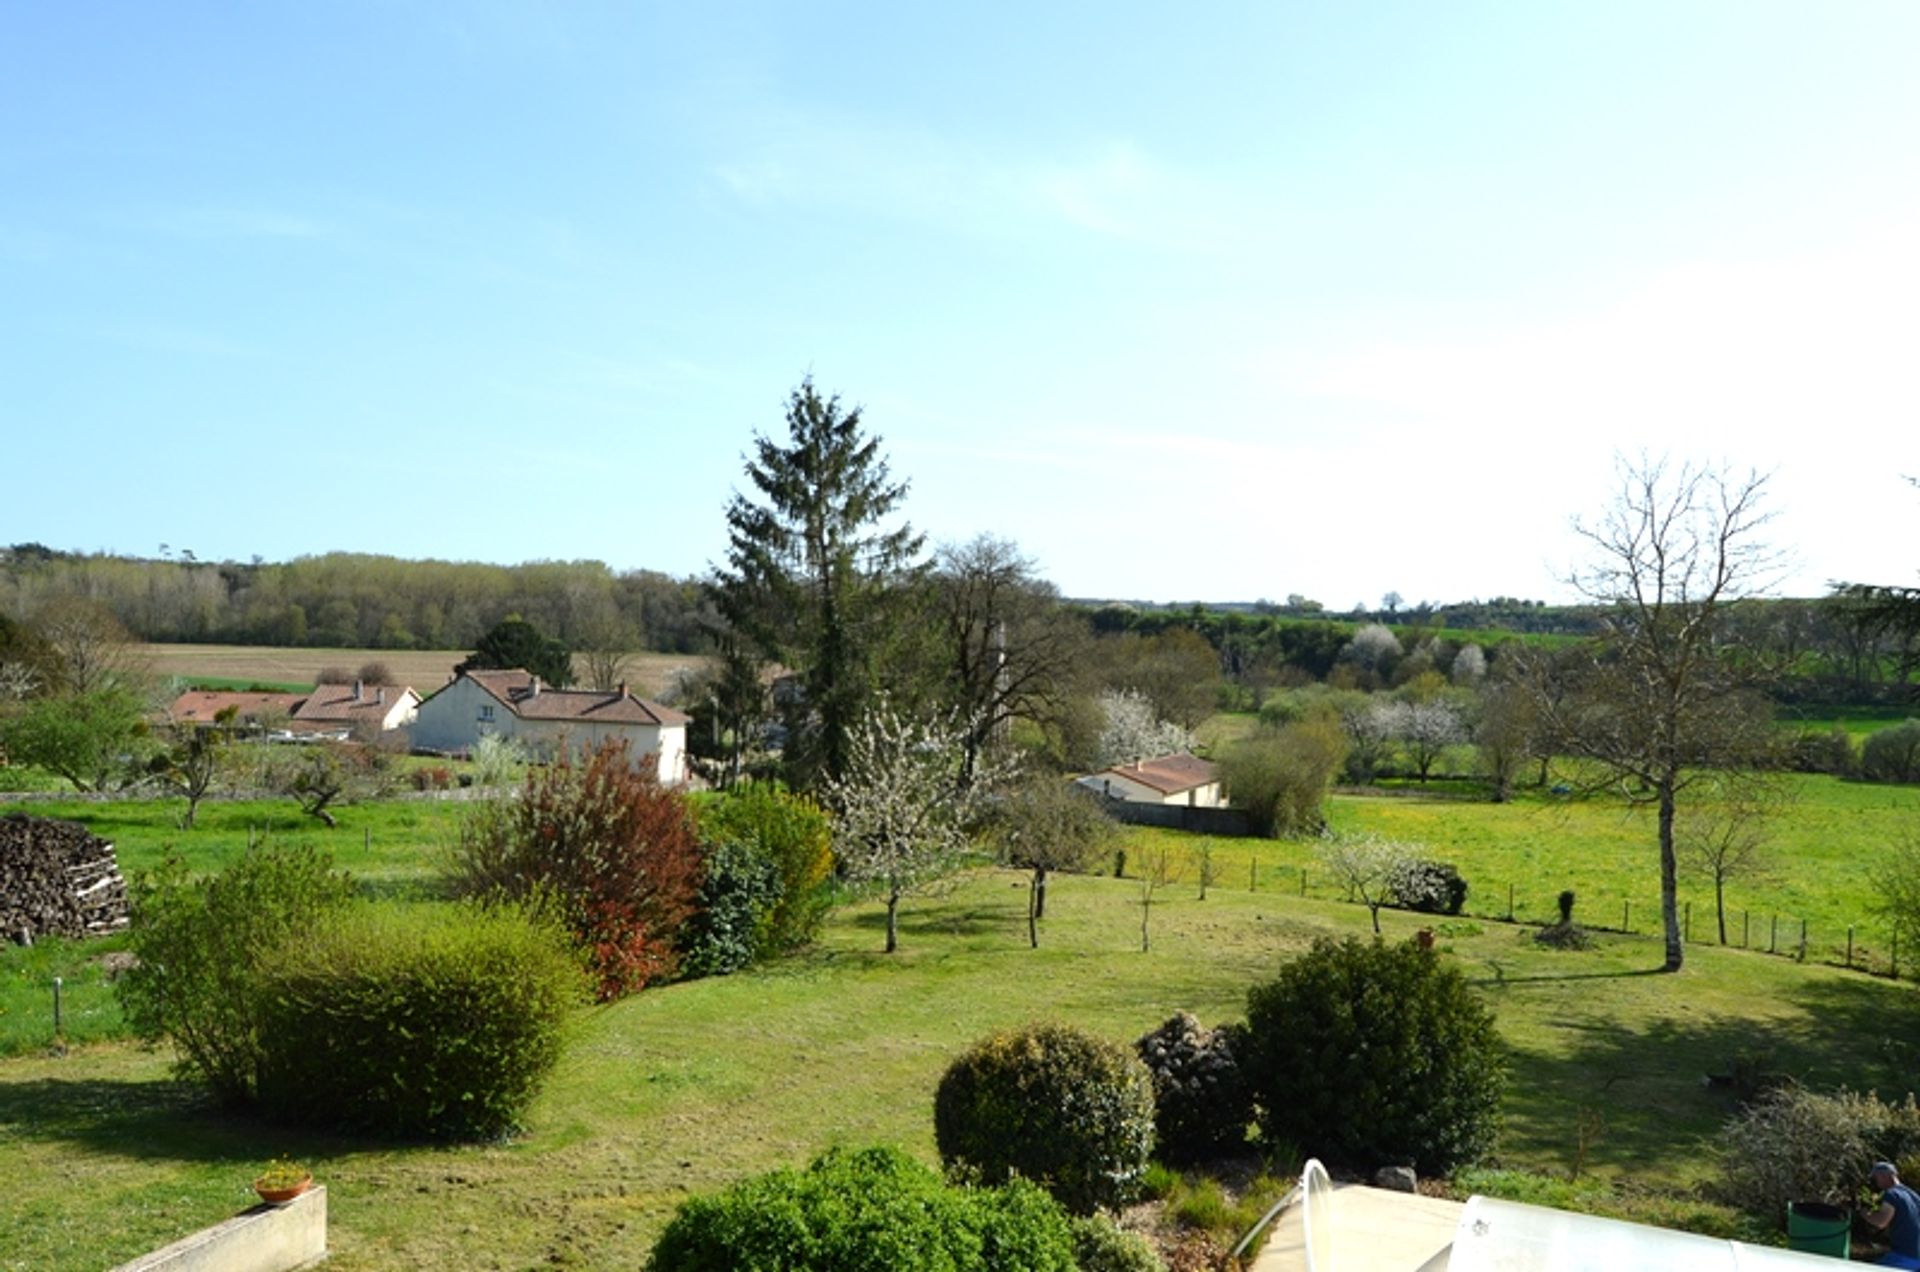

[117,844,355,1106]
[696,780,835,957]
[1134,1012,1251,1163]
[1243,937,1505,1174]
[253,901,583,1140]
[644,1145,1077,1272]
[934,1022,1156,1215]
[1862,720,1920,784]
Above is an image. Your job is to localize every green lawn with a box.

[6,783,1920,1267]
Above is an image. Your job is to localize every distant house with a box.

[285,680,422,738]
[411,669,690,785]
[167,690,306,731]
[1076,754,1225,808]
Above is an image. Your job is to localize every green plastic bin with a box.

[1786,1201,1850,1259]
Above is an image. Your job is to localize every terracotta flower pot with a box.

[253,1174,313,1205]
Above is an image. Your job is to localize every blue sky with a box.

[4,3,1916,607]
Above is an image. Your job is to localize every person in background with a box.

[1863,1161,1920,1269]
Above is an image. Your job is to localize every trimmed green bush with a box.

[253,901,583,1140]
[934,1022,1156,1215]
[116,844,355,1106]
[644,1145,1077,1272]
[1244,937,1505,1174]
[1134,1012,1251,1163]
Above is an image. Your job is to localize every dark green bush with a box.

[253,901,582,1140]
[1244,937,1505,1174]
[116,844,355,1105]
[1134,1012,1251,1163]
[1070,1214,1167,1272]
[934,1022,1156,1215]
[678,838,782,978]
[644,1145,1077,1272]
[1389,859,1468,915]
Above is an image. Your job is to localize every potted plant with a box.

[252,1157,313,1205]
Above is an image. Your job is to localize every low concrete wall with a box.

[1104,800,1253,836]
[111,1185,327,1272]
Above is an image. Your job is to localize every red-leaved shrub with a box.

[449,739,702,1000]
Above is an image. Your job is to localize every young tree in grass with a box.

[992,778,1117,948]
[1317,832,1420,935]
[145,719,228,829]
[827,703,1008,953]
[1678,779,1784,945]
[1137,838,1183,952]
[1521,456,1785,973]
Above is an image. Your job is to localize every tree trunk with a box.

[1140,896,1151,952]
[1034,866,1048,920]
[885,891,900,953]
[1028,877,1039,949]
[1716,875,1728,945]
[1659,779,1683,971]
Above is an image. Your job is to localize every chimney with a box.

[616,681,627,699]
[352,679,362,702]
[529,675,541,697]
[376,688,385,705]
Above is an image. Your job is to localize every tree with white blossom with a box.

[826,702,1014,953]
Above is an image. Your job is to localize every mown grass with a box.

[4,844,1920,1269]
[6,779,1920,1267]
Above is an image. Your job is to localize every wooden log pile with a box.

[0,813,130,943]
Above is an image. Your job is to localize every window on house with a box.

[479,705,494,722]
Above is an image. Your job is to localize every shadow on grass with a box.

[1472,966,1672,986]
[845,903,1018,940]
[0,1075,265,1164]
[1495,962,1920,1183]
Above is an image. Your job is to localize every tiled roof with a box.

[1097,753,1219,795]
[168,690,306,724]
[290,682,421,724]
[463,669,690,727]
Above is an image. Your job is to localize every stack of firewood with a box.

[0,813,130,943]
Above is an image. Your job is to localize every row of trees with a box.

[0,547,715,654]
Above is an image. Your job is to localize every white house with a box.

[1076,753,1225,808]
[286,680,422,737]
[411,669,690,785]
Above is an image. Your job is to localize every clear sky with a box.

[4,3,1916,607]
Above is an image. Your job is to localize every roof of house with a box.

[168,690,306,724]
[1092,753,1219,795]
[289,681,421,725]
[458,669,690,728]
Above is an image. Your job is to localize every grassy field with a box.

[136,643,709,700]
[6,855,1919,1269]
[6,776,1920,1267]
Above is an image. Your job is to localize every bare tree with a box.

[31,597,146,694]
[1677,778,1784,945]
[1137,837,1183,952]
[1524,456,1785,972]
[932,535,1088,784]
